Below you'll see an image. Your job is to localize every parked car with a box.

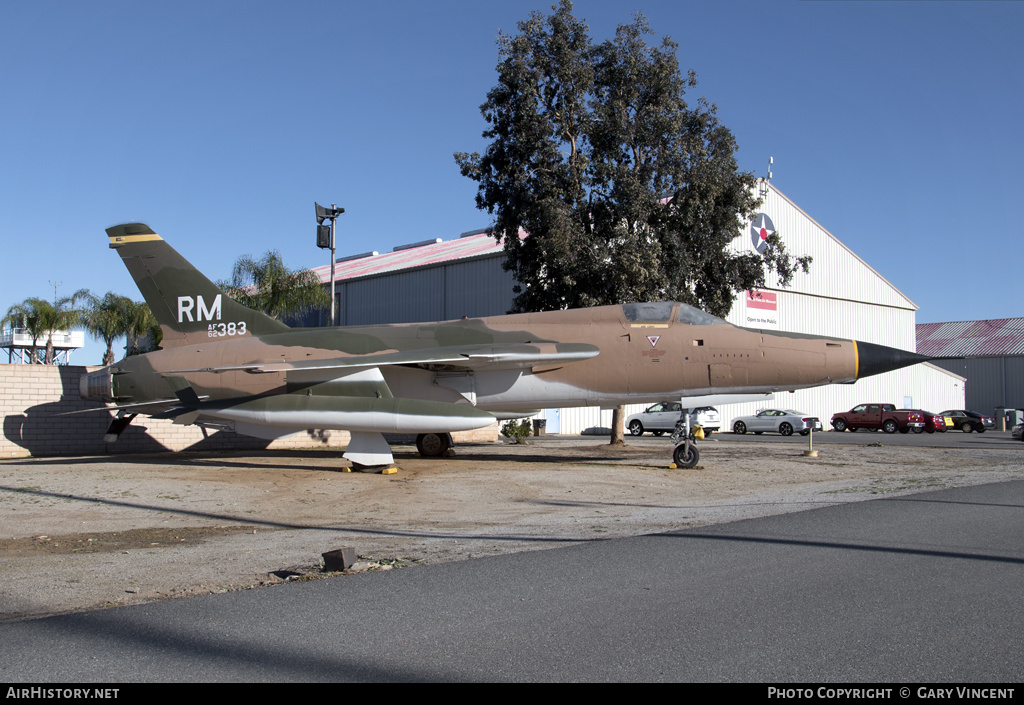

[929,411,951,433]
[1012,424,1023,442]
[897,409,947,434]
[731,409,822,436]
[688,407,721,434]
[626,403,720,436]
[940,409,994,433]
[830,404,925,434]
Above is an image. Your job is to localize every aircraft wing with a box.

[164,342,601,375]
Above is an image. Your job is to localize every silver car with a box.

[626,403,720,436]
[731,409,823,436]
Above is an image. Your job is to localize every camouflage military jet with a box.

[79,223,930,467]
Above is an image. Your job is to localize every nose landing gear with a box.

[672,441,699,468]
[669,411,702,469]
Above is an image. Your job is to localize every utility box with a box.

[1000,408,1023,428]
[533,419,546,436]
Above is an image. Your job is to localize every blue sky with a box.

[1,0,1020,365]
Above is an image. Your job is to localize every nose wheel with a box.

[672,441,699,468]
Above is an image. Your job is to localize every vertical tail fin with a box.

[106,223,290,348]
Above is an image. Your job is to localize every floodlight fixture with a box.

[315,202,345,224]
[314,201,346,326]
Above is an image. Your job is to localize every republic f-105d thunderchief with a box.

[78,223,930,468]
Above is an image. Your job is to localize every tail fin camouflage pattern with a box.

[106,223,289,348]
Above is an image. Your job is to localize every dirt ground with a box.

[1,437,1022,622]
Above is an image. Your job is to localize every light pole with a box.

[315,202,345,326]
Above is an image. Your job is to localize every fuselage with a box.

[84,302,859,414]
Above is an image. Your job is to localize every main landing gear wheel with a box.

[416,432,453,457]
[673,443,699,469]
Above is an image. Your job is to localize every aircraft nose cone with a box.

[856,341,931,379]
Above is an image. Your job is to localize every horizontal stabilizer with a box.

[53,397,200,417]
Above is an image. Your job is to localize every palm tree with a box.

[79,292,134,365]
[3,298,50,363]
[218,250,329,320]
[123,299,159,355]
[2,293,86,364]
[43,291,87,364]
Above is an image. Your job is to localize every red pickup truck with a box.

[831,404,926,434]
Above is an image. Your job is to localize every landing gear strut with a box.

[669,411,702,469]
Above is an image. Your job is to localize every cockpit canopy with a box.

[621,302,726,326]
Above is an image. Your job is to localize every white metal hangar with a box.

[307,181,964,434]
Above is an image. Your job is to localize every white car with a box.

[626,403,720,436]
[731,409,823,436]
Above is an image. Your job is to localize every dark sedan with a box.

[940,409,994,433]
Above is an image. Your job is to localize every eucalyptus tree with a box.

[456,1,810,315]
[455,1,811,442]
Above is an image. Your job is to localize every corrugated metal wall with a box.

[931,356,1024,417]
[443,256,517,319]
[336,255,516,325]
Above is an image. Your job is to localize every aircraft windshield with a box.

[622,302,674,322]
[677,303,726,325]
[621,302,726,325]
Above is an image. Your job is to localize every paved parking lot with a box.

[621,427,1022,449]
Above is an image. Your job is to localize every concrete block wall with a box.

[0,364,497,459]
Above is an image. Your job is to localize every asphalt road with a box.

[2,478,1022,683]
